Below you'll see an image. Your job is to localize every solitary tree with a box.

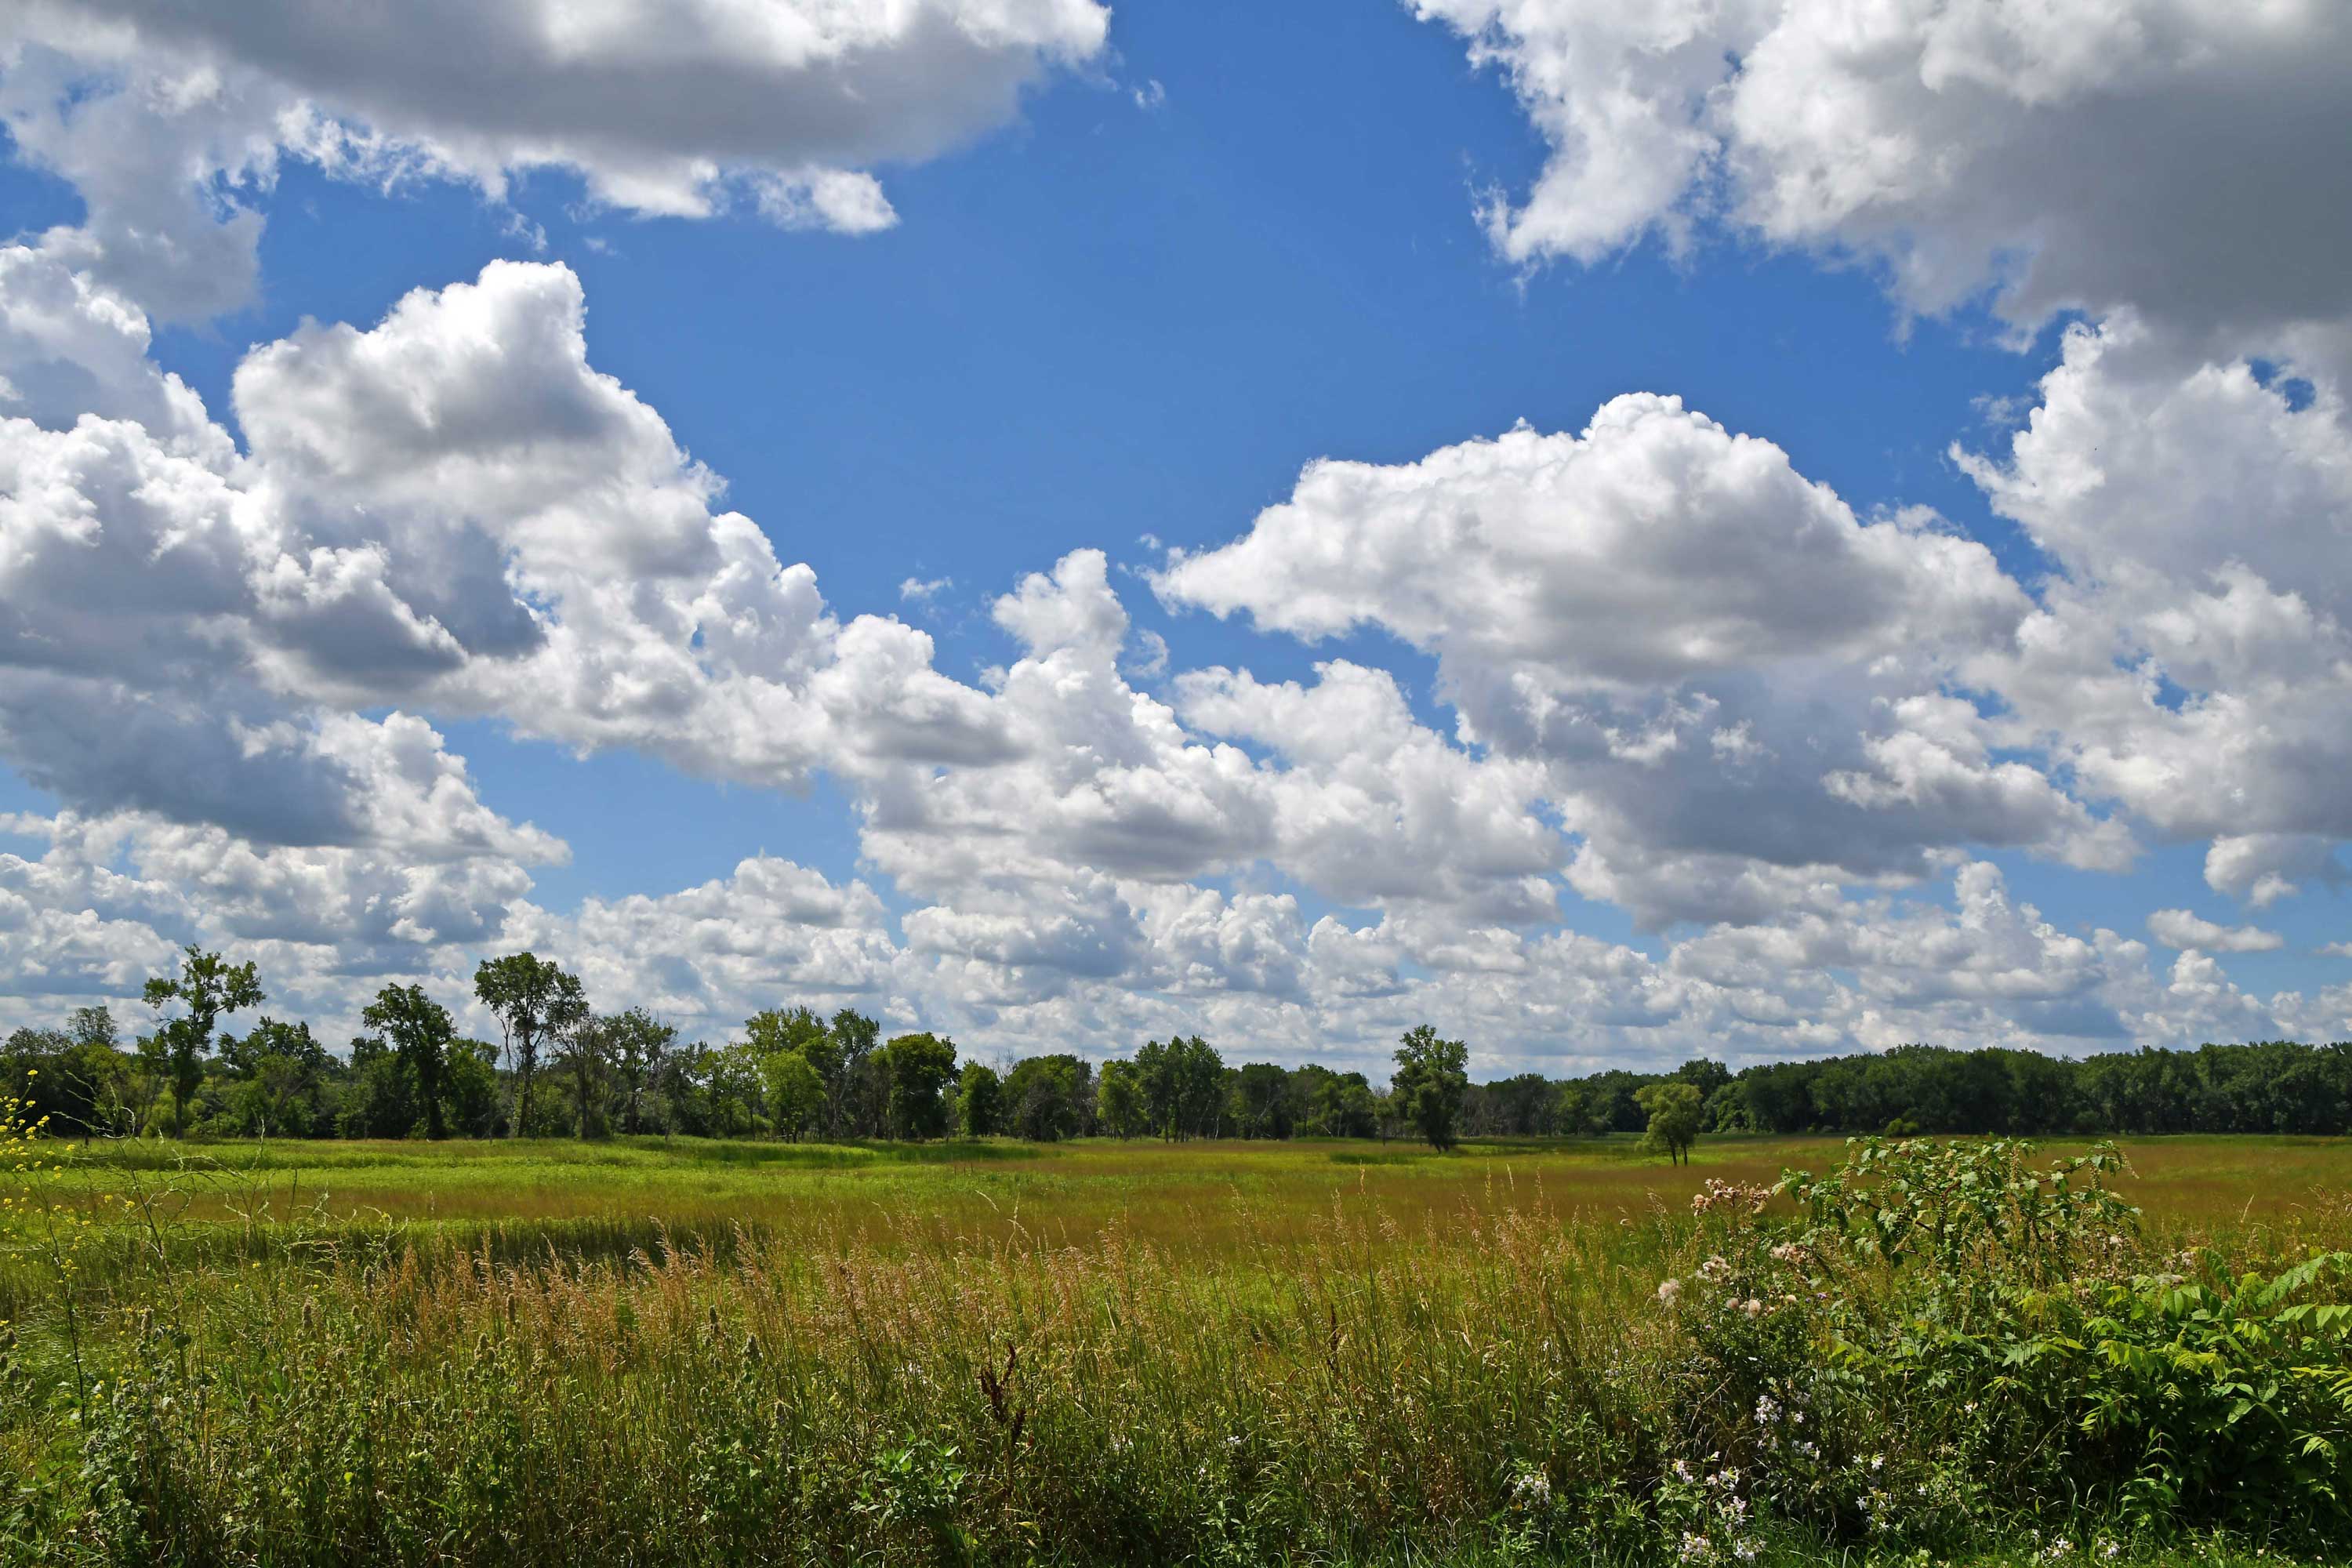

[474,953,586,1138]
[361,984,456,1140]
[1390,1024,1469,1151]
[143,946,264,1137]
[1637,1081,1705,1165]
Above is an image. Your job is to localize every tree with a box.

[1134,1035,1225,1139]
[1003,1054,1091,1142]
[227,1018,329,1138]
[830,1009,884,1137]
[1637,1081,1704,1165]
[554,1011,614,1138]
[1390,1024,1469,1151]
[759,1050,826,1141]
[604,1009,676,1134]
[361,985,456,1139]
[747,1007,840,1129]
[143,946,264,1137]
[474,953,586,1141]
[1095,1059,1144,1138]
[955,1062,1003,1138]
[441,1039,504,1138]
[881,1033,958,1140]
[1233,1062,1295,1139]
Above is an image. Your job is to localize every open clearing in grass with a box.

[67,1131,2352,1254]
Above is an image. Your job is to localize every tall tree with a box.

[554,1011,614,1138]
[143,946,264,1137]
[1390,1024,1469,1151]
[361,985,456,1140]
[1636,1082,1705,1165]
[1095,1059,1143,1139]
[830,1009,883,1138]
[880,1033,959,1140]
[474,953,586,1139]
[747,1007,840,1132]
[603,1009,676,1134]
[758,1049,826,1141]
[955,1062,1003,1138]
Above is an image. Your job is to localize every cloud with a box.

[4,0,1110,315]
[1410,0,2352,347]
[1155,398,2125,926]
[898,575,953,604]
[2147,909,2286,955]
[1956,316,2352,852]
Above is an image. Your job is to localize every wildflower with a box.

[1658,1278,1683,1307]
[1673,1459,1697,1484]
[1698,1255,1732,1283]
[1510,1467,1552,1507]
[1679,1532,1712,1563]
[1755,1395,1781,1425]
[1740,1297,1762,1316]
[1869,1454,1885,1472]
[1733,1539,1761,1563]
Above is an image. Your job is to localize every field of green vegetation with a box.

[8,1124,2352,1565]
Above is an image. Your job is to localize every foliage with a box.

[1649,1137,2352,1553]
[142,947,263,1138]
[1637,1081,1704,1165]
[758,1048,826,1141]
[361,985,456,1141]
[473,953,587,1142]
[881,1033,959,1141]
[955,1062,1003,1138]
[1392,1024,1469,1150]
[4,1132,2349,1564]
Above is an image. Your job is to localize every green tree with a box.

[554,1011,614,1138]
[1390,1024,1469,1151]
[604,1009,676,1134]
[954,1062,1003,1138]
[1636,1080,1704,1165]
[1003,1054,1091,1142]
[1095,1059,1144,1138]
[1134,1035,1225,1139]
[759,1049,826,1141]
[441,1039,504,1138]
[361,984,456,1140]
[881,1033,958,1140]
[143,946,264,1137]
[474,953,587,1140]
[830,1009,884,1137]
[1233,1062,1295,1139]
[747,1007,840,1127]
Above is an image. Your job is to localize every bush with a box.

[1653,1138,2352,1552]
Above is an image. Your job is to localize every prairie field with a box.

[6,1132,2352,1565]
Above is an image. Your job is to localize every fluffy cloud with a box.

[1413,0,2352,347]
[1156,398,2128,926]
[4,0,1109,316]
[2147,909,2286,955]
[1957,316,2352,853]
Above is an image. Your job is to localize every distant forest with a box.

[6,946,2351,1143]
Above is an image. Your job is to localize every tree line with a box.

[5,946,2351,1145]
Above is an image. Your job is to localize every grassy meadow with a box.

[6,1131,2352,1564]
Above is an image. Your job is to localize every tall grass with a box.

[5,1134,2352,1564]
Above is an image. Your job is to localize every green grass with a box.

[5,1131,2351,1564]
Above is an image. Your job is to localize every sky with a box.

[2,0,2350,1075]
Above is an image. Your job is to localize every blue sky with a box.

[2,0,2347,1068]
